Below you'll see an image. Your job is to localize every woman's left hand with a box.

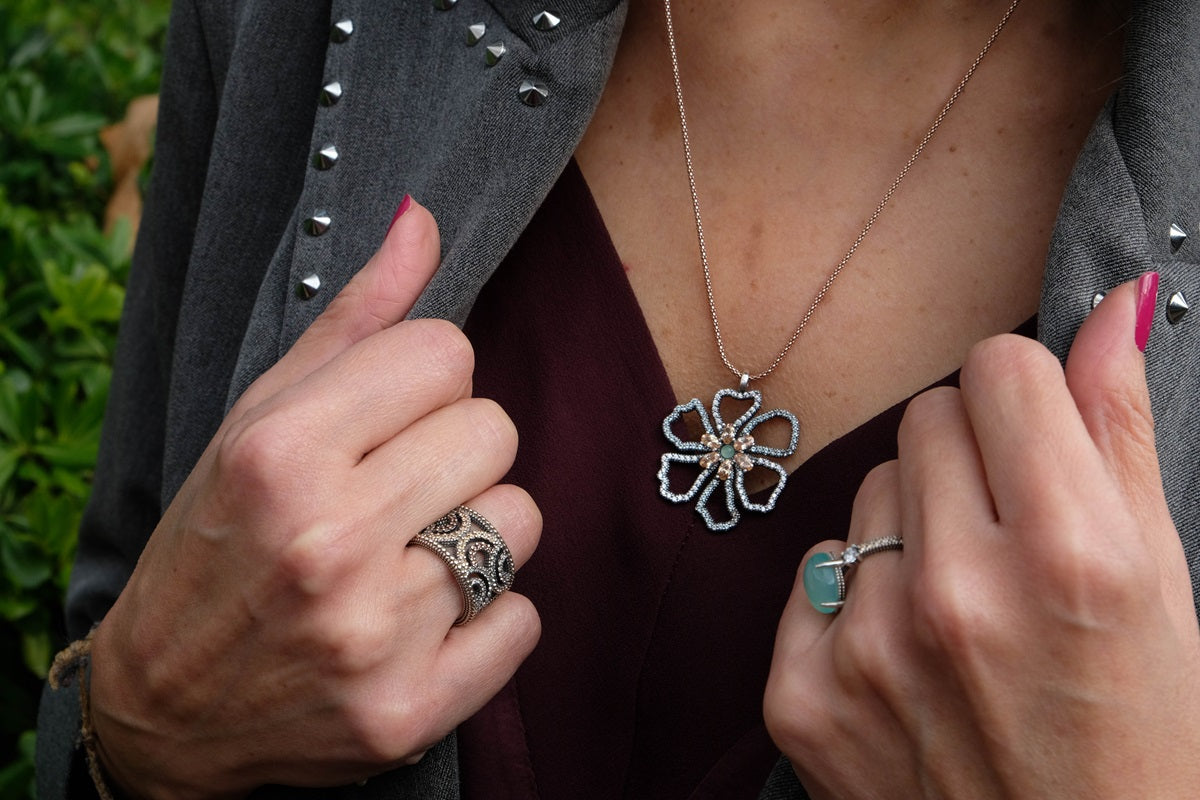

[764,273,1200,799]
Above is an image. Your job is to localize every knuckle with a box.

[488,593,542,656]
[898,387,963,442]
[383,694,444,761]
[490,485,543,542]
[961,334,1060,395]
[275,539,327,592]
[910,565,989,657]
[763,673,825,758]
[461,397,519,456]
[831,619,891,688]
[407,318,475,384]
[1039,522,1150,620]
[851,461,899,516]
[319,619,386,678]
[217,415,288,488]
[344,703,406,764]
[274,525,346,594]
[342,685,442,765]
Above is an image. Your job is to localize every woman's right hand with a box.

[87,197,542,799]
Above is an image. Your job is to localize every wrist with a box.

[85,619,244,800]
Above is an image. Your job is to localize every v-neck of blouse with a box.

[458,158,1034,800]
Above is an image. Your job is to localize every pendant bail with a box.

[738,373,750,391]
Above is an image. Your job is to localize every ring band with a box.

[803,535,903,614]
[409,506,515,625]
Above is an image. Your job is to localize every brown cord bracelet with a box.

[49,629,116,800]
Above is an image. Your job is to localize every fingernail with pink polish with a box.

[1135,271,1159,353]
[386,194,413,235]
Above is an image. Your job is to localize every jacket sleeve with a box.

[36,0,220,795]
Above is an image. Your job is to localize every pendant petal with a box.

[738,457,789,512]
[695,474,740,532]
[711,388,762,432]
[740,408,800,458]
[661,397,713,452]
[657,452,714,502]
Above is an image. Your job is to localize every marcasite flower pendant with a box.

[657,387,799,532]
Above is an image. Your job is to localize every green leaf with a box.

[8,32,51,69]
[0,372,36,442]
[0,534,52,590]
[105,214,133,265]
[0,327,45,374]
[0,594,37,622]
[0,755,35,800]
[20,629,51,678]
[32,440,98,470]
[40,111,105,139]
[49,467,91,500]
[0,448,18,490]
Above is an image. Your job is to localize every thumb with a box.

[238,195,442,408]
[1064,271,1162,508]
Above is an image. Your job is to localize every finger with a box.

[1063,273,1164,514]
[402,484,542,630]
[775,462,903,656]
[460,484,543,569]
[344,590,540,766]
[840,462,905,618]
[237,196,441,409]
[357,397,520,537]
[426,590,541,731]
[1067,274,1194,621]
[895,387,997,567]
[264,317,475,462]
[847,461,902,546]
[773,539,845,667]
[958,332,1101,526]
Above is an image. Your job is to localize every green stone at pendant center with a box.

[719,443,736,459]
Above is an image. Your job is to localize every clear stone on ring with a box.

[841,545,861,565]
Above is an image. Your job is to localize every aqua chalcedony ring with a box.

[803,535,904,614]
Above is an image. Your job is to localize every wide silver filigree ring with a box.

[409,506,515,625]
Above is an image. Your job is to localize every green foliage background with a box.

[0,1,171,796]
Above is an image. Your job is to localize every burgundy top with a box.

[460,160,1032,799]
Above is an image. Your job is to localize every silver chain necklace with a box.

[657,0,1024,532]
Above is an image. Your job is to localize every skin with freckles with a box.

[576,0,1130,479]
[83,0,1198,797]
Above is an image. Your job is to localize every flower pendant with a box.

[657,388,800,532]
